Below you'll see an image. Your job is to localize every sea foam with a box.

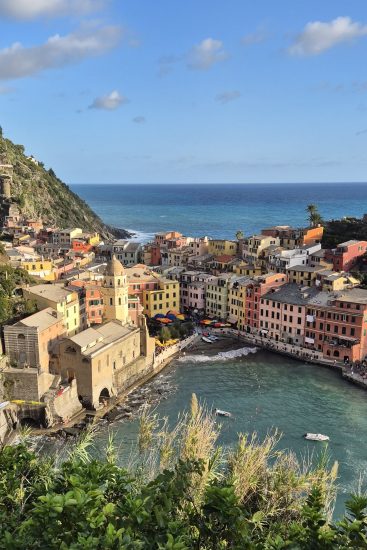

[177,346,257,363]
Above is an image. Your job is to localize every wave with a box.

[177,346,257,363]
[126,229,155,243]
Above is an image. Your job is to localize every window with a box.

[110,298,113,306]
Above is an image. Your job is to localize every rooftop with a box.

[16,307,63,331]
[69,321,137,356]
[26,284,75,302]
[338,240,363,247]
[263,283,320,306]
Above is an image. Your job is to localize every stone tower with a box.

[0,155,13,199]
[101,255,129,324]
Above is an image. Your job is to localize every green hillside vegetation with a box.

[0,128,129,239]
[322,216,367,249]
[1,398,366,549]
[0,264,37,323]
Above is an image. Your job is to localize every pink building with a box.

[244,273,287,333]
[325,240,367,272]
[259,283,319,344]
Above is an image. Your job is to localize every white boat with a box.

[214,408,232,418]
[0,401,9,410]
[201,336,213,343]
[208,335,218,341]
[304,433,329,442]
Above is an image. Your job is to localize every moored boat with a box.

[201,336,213,343]
[214,408,232,417]
[304,433,329,441]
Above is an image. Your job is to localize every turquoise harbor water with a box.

[72,182,367,241]
[85,347,367,517]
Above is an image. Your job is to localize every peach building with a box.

[306,288,367,363]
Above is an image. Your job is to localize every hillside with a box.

[0,129,130,239]
[322,216,367,249]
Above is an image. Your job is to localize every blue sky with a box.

[1,0,367,184]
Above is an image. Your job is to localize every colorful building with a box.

[142,279,179,316]
[23,284,81,336]
[259,283,319,345]
[325,240,367,272]
[306,289,367,362]
[208,239,237,257]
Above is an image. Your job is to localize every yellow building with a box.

[316,271,360,291]
[205,274,236,320]
[208,239,237,256]
[235,263,262,277]
[142,279,179,316]
[23,284,81,335]
[245,235,280,262]
[227,278,251,328]
[21,259,56,281]
[287,265,324,287]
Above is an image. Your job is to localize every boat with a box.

[214,408,232,418]
[304,433,329,442]
[0,401,9,410]
[208,335,218,341]
[201,336,213,343]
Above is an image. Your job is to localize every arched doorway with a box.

[19,417,39,428]
[99,388,110,405]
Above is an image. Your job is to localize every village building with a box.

[306,288,367,362]
[208,239,238,257]
[259,283,319,345]
[23,284,82,335]
[243,235,280,264]
[58,320,154,408]
[142,278,179,316]
[325,240,367,272]
[261,225,324,249]
[205,273,237,320]
[242,273,288,332]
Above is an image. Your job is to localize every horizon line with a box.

[70,181,367,186]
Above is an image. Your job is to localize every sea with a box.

[72,182,367,242]
[66,183,367,516]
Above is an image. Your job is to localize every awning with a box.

[227,315,238,324]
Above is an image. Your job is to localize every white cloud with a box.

[289,16,367,56]
[241,29,267,45]
[89,90,128,110]
[132,116,146,123]
[187,38,227,70]
[0,25,121,81]
[0,0,104,19]
[215,90,241,104]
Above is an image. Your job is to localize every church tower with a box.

[101,256,129,324]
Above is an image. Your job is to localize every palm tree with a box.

[306,204,322,227]
[235,230,244,240]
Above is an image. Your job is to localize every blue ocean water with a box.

[72,183,367,240]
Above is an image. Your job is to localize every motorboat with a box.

[201,336,213,343]
[304,433,329,442]
[214,408,232,418]
[208,335,218,341]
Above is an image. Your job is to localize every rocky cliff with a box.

[0,130,130,239]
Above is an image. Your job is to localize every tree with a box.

[159,326,171,343]
[235,230,244,240]
[306,203,323,228]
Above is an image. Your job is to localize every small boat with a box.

[202,336,213,343]
[208,335,218,341]
[214,408,232,418]
[304,433,329,442]
[0,401,9,410]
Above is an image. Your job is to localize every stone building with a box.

[58,319,154,408]
[0,159,12,199]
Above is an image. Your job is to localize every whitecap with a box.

[177,346,257,363]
